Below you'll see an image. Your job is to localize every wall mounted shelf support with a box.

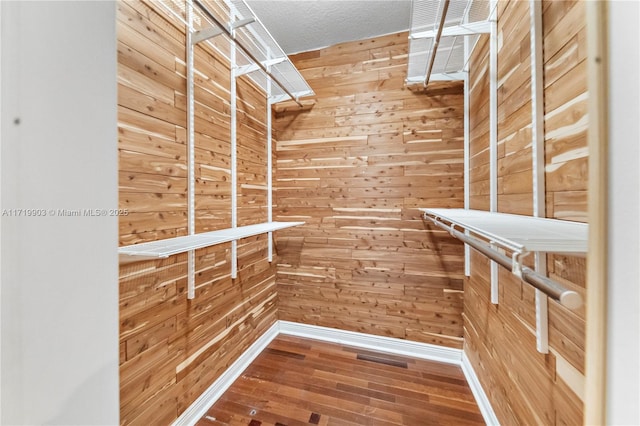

[237,57,287,76]
[230,20,238,280]
[421,208,586,311]
[192,0,312,107]
[407,0,496,87]
[192,26,223,44]
[123,0,312,299]
[489,0,499,306]
[530,0,548,353]
[186,0,196,299]
[230,17,255,30]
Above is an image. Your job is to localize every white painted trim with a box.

[171,322,280,426]
[278,321,462,365]
[462,351,500,426]
[174,321,498,426]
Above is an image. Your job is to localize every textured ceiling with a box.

[245,0,413,54]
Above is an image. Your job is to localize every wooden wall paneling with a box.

[274,33,466,349]
[469,34,490,212]
[118,126,185,162]
[496,0,533,215]
[236,76,269,227]
[464,0,587,424]
[116,1,591,423]
[118,24,177,72]
[464,251,582,425]
[118,1,278,423]
[117,2,185,59]
[542,0,588,383]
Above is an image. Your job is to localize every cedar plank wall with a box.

[117,1,277,424]
[273,34,467,348]
[465,1,586,424]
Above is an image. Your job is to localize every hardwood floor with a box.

[197,335,484,426]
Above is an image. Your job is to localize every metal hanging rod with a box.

[192,0,303,107]
[424,0,451,87]
[424,215,583,310]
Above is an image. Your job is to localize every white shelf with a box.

[421,208,585,313]
[119,221,304,263]
[157,0,314,103]
[407,0,494,85]
[420,208,587,254]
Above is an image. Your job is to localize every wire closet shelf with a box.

[119,222,305,263]
[407,0,494,86]
[119,0,313,268]
[157,0,314,103]
[421,208,587,309]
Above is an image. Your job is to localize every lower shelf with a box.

[118,221,304,263]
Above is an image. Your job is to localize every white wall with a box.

[0,1,119,424]
[607,1,640,424]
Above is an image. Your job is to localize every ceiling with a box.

[245,0,413,54]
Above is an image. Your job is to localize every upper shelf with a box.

[421,208,588,254]
[407,0,495,85]
[119,221,304,263]
[157,0,314,104]
[226,0,314,103]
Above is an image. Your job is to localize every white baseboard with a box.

[278,320,462,365]
[171,322,280,426]
[462,350,500,425]
[173,320,497,426]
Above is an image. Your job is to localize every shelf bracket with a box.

[511,251,531,279]
[237,56,287,76]
[270,90,313,104]
[230,17,255,31]
[192,26,224,44]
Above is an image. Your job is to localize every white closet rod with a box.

[192,0,303,107]
[425,215,582,310]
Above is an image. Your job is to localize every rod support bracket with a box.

[512,251,530,279]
